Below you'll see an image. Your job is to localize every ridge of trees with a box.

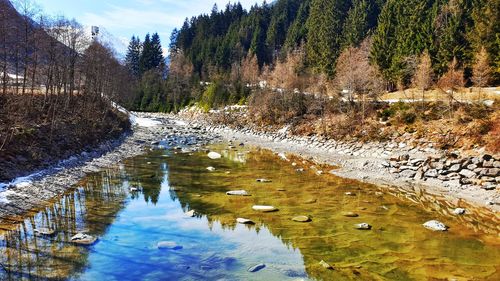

[125,0,498,113]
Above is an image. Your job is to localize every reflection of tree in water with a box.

[0,168,129,280]
[121,154,168,205]
[167,148,500,281]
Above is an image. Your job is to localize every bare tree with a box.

[471,46,491,102]
[334,37,384,120]
[241,53,259,84]
[412,50,434,111]
[437,57,464,117]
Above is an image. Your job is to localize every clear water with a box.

[0,144,499,280]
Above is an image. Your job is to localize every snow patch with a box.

[131,116,162,127]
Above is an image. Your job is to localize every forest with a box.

[0,0,132,181]
[125,0,499,113]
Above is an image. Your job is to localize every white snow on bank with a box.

[0,176,33,204]
[174,119,187,126]
[111,101,161,127]
[130,114,162,127]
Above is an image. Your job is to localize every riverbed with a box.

[1,143,499,280]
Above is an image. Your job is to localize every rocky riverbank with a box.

[176,111,500,213]
[0,113,220,220]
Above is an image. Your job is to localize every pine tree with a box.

[306,0,350,76]
[150,33,164,69]
[125,36,141,78]
[139,33,152,75]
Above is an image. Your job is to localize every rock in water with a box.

[304,198,317,204]
[342,212,359,217]
[129,187,138,192]
[319,260,334,270]
[252,205,278,212]
[256,178,272,183]
[34,228,56,236]
[292,215,311,222]
[452,208,466,215]
[248,263,266,272]
[345,192,356,196]
[157,241,183,250]
[423,220,448,231]
[207,152,222,159]
[186,210,196,217]
[226,190,250,196]
[71,233,97,245]
[355,223,372,230]
[236,218,254,224]
[206,166,216,172]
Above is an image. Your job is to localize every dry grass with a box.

[380,87,500,102]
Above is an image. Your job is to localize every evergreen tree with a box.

[306,0,350,76]
[125,36,141,78]
[139,33,152,75]
[283,0,311,53]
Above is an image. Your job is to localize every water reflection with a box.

[0,145,498,281]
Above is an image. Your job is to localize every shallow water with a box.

[0,144,499,280]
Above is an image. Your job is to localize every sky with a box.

[33,0,259,55]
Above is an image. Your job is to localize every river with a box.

[0,143,499,280]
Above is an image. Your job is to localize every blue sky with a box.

[34,0,259,54]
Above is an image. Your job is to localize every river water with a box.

[0,144,499,280]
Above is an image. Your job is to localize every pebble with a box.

[207,152,222,159]
[71,233,97,245]
[355,223,372,230]
[423,220,448,231]
[226,190,250,196]
[256,178,272,183]
[248,263,266,272]
[292,215,311,222]
[252,205,278,212]
[452,208,466,215]
[236,218,254,224]
[342,212,359,217]
[206,167,216,172]
[319,260,334,270]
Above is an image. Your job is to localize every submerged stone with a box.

[34,228,56,236]
[248,263,266,272]
[423,220,448,231]
[252,205,278,212]
[207,152,222,159]
[345,192,356,196]
[226,190,250,196]
[304,198,317,204]
[292,215,311,222]
[157,241,183,250]
[342,212,359,217]
[236,218,254,224]
[256,178,272,183]
[319,260,334,270]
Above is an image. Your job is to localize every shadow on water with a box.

[0,144,498,280]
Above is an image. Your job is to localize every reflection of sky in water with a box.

[75,161,307,281]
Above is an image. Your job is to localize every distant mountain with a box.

[85,26,128,61]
